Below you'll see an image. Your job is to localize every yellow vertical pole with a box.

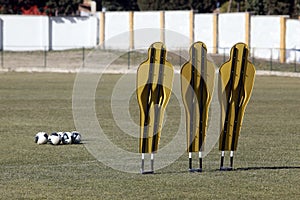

[160,11,165,43]
[190,10,194,45]
[245,12,250,46]
[280,16,287,63]
[129,11,134,50]
[212,13,218,54]
[99,12,105,47]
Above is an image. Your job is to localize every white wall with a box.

[286,19,300,63]
[0,18,3,50]
[133,12,161,49]
[164,11,190,49]
[194,14,214,53]
[0,12,300,64]
[104,12,130,49]
[218,13,246,54]
[251,16,281,60]
[0,15,48,51]
[50,16,98,50]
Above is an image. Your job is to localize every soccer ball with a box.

[48,132,61,145]
[57,132,64,139]
[35,132,48,145]
[62,132,72,144]
[71,131,81,144]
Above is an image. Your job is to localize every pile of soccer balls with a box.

[35,131,81,145]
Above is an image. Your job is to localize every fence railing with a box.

[0,47,299,73]
[214,47,299,73]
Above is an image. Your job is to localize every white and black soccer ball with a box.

[62,132,72,144]
[48,132,61,145]
[71,131,81,144]
[57,132,64,139]
[35,132,48,145]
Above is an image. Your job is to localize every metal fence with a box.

[0,47,299,72]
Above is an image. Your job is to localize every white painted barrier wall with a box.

[0,12,300,64]
[164,11,190,49]
[104,12,130,49]
[133,12,161,49]
[251,16,281,60]
[286,19,300,63]
[0,18,3,50]
[0,15,49,51]
[50,16,98,50]
[194,14,214,53]
[218,13,246,54]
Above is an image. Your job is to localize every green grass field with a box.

[0,72,299,199]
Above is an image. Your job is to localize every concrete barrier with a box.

[0,12,299,64]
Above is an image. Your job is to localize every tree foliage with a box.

[0,0,82,16]
[102,0,139,11]
[45,0,82,16]
[136,0,222,12]
[245,0,299,17]
[0,0,299,18]
[191,0,226,13]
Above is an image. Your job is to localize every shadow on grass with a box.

[153,170,188,175]
[236,166,300,171]
[154,166,300,175]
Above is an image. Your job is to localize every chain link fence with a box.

[0,47,299,72]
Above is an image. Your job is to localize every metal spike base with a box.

[141,153,155,174]
[189,168,202,173]
[141,170,154,174]
[188,152,203,172]
[219,151,234,171]
[219,167,233,171]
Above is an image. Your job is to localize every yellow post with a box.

[213,13,218,54]
[245,12,250,46]
[129,11,134,50]
[190,10,194,45]
[99,12,105,47]
[280,16,287,63]
[160,11,165,43]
